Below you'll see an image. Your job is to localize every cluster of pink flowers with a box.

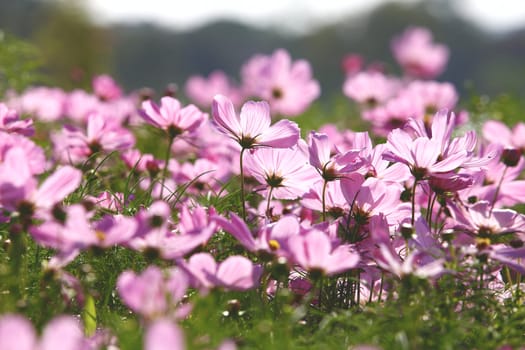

[1,27,524,349]
[185,49,320,117]
[343,26,465,136]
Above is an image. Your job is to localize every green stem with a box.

[411,179,418,226]
[240,148,247,221]
[266,186,275,219]
[321,180,328,222]
[490,166,508,215]
[160,136,175,200]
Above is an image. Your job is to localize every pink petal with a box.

[216,255,262,291]
[239,100,271,137]
[145,318,185,350]
[34,166,82,209]
[258,119,299,148]
[39,316,85,350]
[212,94,241,136]
[0,314,36,350]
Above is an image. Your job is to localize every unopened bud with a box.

[502,148,521,167]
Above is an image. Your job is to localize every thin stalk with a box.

[321,180,328,222]
[411,180,418,226]
[428,193,438,232]
[490,166,508,215]
[160,136,175,200]
[239,147,247,221]
[266,186,275,219]
[378,272,384,303]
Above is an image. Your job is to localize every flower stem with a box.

[239,148,247,221]
[266,186,275,219]
[411,179,418,226]
[490,166,508,215]
[160,136,175,200]
[321,180,328,222]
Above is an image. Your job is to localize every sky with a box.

[85,0,525,33]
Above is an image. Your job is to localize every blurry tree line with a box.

[1,0,524,99]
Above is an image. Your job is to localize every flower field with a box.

[1,27,525,349]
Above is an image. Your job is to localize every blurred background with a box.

[1,0,525,100]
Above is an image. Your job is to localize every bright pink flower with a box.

[0,132,46,175]
[185,70,243,108]
[241,49,320,116]
[0,314,93,350]
[308,131,363,181]
[161,204,217,259]
[56,112,135,162]
[171,158,230,194]
[39,316,87,350]
[211,94,300,149]
[383,112,475,180]
[451,200,525,242]
[0,148,81,215]
[145,318,186,350]
[117,266,189,319]
[483,120,525,152]
[139,96,207,138]
[400,80,458,116]
[0,314,36,350]
[13,87,67,121]
[243,144,318,200]
[362,94,425,136]
[302,179,349,216]
[462,151,525,207]
[374,244,445,279]
[180,253,262,292]
[288,229,359,276]
[391,26,449,79]
[214,212,301,257]
[341,176,410,226]
[0,103,34,136]
[341,53,363,76]
[92,74,123,101]
[343,71,399,106]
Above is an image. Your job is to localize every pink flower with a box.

[483,120,525,152]
[391,26,449,79]
[0,103,34,136]
[0,314,36,350]
[241,49,320,116]
[288,229,359,276]
[451,200,525,242]
[30,205,138,252]
[308,131,363,181]
[383,112,472,180]
[117,266,189,319]
[139,96,207,138]
[400,80,458,116]
[341,177,411,226]
[211,94,300,149]
[0,132,46,175]
[0,314,93,350]
[343,71,399,106]
[13,87,67,121]
[92,74,122,101]
[56,112,135,162]
[0,148,81,216]
[185,70,243,108]
[180,253,262,292]
[374,244,445,279]
[243,144,318,200]
[145,318,186,350]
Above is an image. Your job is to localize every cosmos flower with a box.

[240,49,320,116]
[211,94,299,150]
